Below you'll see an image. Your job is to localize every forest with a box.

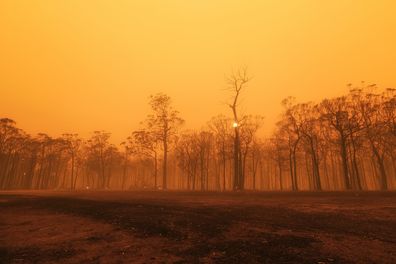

[1,76,395,192]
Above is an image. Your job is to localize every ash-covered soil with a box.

[0,191,395,263]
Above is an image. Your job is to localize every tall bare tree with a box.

[226,68,251,190]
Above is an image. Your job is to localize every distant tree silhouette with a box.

[208,115,233,191]
[86,131,115,189]
[320,96,354,189]
[127,129,160,189]
[176,131,200,190]
[1,82,395,191]
[62,133,82,190]
[279,97,302,191]
[146,93,184,190]
[239,115,264,189]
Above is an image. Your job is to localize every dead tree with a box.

[226,68,251,190]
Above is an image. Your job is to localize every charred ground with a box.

[0,191,395,263]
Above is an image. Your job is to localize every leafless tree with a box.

[226,67,251,190]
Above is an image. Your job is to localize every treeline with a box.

[0,83,395,191]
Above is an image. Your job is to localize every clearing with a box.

[0,191,395,263]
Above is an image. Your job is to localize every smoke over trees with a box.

[0,84,395,191]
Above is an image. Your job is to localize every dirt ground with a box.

[0,191,395,264]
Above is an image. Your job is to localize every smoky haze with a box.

[1,2,396,263]
[1,1,396,143]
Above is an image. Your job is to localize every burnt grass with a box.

[1,191,396,263]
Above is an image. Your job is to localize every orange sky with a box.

[1,0,396,143]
